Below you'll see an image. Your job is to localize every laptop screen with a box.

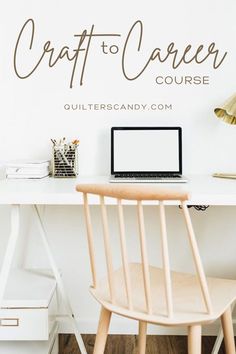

[111,127,182,174]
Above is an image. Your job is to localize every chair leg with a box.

[93,306,112,354]
[221,307,235,354]
[188,325,201,354]
[138,321,147,354]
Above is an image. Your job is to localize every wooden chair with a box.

[76,184,236,354]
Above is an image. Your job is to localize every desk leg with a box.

[0,205,20,306]
[33,206,87,354]
[211,328,223,354]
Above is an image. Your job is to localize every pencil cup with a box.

[52,143,78,178]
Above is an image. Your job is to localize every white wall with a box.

[0,0,236,335]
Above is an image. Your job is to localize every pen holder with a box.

[52,144,78,178]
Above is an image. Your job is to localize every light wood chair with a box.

[76,184,236,354]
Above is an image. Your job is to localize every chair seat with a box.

[90,263,236,326]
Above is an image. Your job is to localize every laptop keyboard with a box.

[114,173,181,179]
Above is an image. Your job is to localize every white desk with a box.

[0,174,235,354]
[0,174,235,205]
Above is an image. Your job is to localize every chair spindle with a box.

[117,199,133,311]
[83,193,98,288]
[181,201,213,314]
[159,201,173,318]
[137,200,152,315]
[100,196,115,304]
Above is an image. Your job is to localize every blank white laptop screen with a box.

[111,128,181,173]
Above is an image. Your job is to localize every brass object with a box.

[214,93,236,124]
[213,94,236,178]
[213,173,236,180]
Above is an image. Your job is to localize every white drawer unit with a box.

[0,269,57,341]
[0,322,59,354]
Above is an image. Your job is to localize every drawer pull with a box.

[0,318,19,327]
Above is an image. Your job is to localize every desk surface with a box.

[0,175,235,205]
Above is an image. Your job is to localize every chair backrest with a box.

[76,184,212,318]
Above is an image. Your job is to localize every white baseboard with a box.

[58,316,228,336]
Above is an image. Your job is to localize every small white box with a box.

[0,269,57,341]
[0,322,58,354]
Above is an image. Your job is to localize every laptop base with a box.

[109,176,188,183]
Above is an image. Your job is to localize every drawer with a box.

[0,287,57,340]
[0,308,49,340]
[0,297,57,341]
[0,322,59,353]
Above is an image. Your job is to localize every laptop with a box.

[109,127,187,183]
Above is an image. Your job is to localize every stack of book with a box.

[6,160,50,179]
